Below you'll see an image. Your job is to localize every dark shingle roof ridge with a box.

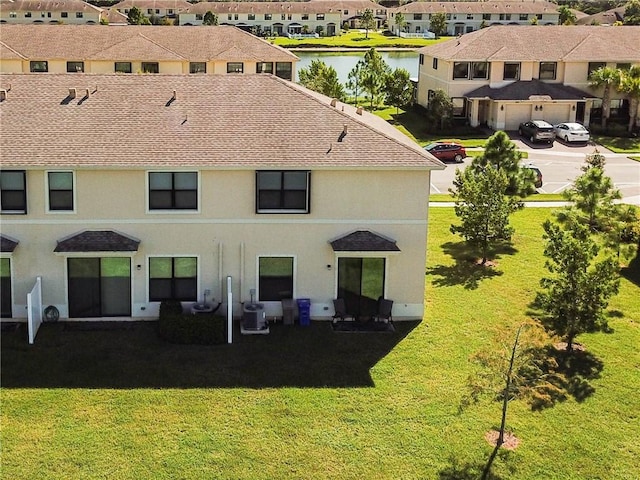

[273,76,444,167]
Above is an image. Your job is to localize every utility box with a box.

[297,298,311,326]
[281,298,296,325]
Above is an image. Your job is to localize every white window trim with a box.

[256,170,310,214]
[256,254,297,304]
[45,170,77,214]
[146,254,200,304]
[333,252,393,300]
[145,170,201,214]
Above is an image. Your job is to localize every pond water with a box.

[294,50,420,84]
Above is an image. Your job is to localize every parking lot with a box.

[430,134,640,204]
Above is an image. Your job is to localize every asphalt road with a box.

[430,135,640,205]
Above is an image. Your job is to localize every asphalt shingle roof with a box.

[465,79,594,100]
[330,230,400,252]
[393,1,558,15]
[0,234,19,253]
[54,230,141,252]
[0,24,298,62]
[0,73,443,170]
[417,25,640,63]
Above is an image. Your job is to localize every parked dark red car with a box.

[423,142,467,163]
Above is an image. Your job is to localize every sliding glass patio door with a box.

[68,258,131,318]
[337,257,385,318]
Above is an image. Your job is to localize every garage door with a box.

[505,104,532,130]
[543,104,571,126]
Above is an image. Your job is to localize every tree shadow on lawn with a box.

[0,319,420,389]
[426,241,517,290]
[620,249,640,288]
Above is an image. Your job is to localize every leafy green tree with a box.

[360,9,376,39]
[394,12,406,34]
[471,130,536,198]
[449,165,523,264]
[589,66,622,130]
[384,68,413,114]
[558,6,577,25]
[624,0,640,24]
[536,220,620,353]
[315,25,324,36]
[529,15,539,25]
[558,150,622,233]
[428,12,447,38]
[617,65,640,132]
[127,6,150,25]
[358,48,391,108]
[203,11,218,26]
[425,89,453,131]
[298,60,346,100]
[346,60,365,105]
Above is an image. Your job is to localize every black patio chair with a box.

[332,298,355,324]
[373,298,393,324]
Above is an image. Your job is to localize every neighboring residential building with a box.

[0,0,103,24]
[100,8,129,26]
[415,25,640,130]
[112,0,192,21]
[388,1,560,36]
[0,73,444,322]
[0,25,298,79]
[576,7,625,25]
[178,1,386,34]
[179,1,343,36]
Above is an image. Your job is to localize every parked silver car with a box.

[554,122,590,144]
[518,120,556,144]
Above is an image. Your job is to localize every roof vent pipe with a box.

[330,98,337,107]
[172,89,177,101]
[84,88,90,98]
[68,88,77,99]
[356,106,363,115]
[343,124,348,134]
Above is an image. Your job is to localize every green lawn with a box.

[2,209,639,479]
[591,133,640,154]
[430,193,566,203]
[272,31,450,49]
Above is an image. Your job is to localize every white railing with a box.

[399,31,435,39]
[27,276,43,344]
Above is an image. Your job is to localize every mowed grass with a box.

[2,208,639,479]
[273,31,449,48]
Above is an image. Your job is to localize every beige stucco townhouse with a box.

[0,73,444,323]
[0,24,298,78]
[415,25,640,130]
[0,0,104,24]
[388,1,560,36]
[112,0,192,21]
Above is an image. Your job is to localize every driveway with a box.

[430,133,640,205]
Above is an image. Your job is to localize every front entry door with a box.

[337,257,385,318]
[68,258,131,318]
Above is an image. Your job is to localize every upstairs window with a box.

[47,171,74,212]
[189,62,206,74]
[115,62,132,74]
[257,62,273,74]
[275,62,292,80]
[227,62,244,73]
[256,171,310,213]
[414,14,422,20]
[539,62,557,80]
[519,14,528,21]
[301,14,309,20]
[61,11,68,18]
[471,62,488,79]
[24,12,32,17]
[316,13,325,20]
[30,61,48,73]
[142,62,159,74]
[1,171,27,214]
[617,63,631,71]
[453,62,470,79]
[149,257,197,301]
[483,13,491,20]
[76,12,83,18]
[504,62,520,80]
[249,13,256,20]
[148,172,198,211]
[265,13,272,20]
[587,62,606,78]
[67,61,84,73]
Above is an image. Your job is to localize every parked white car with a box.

[554,122,590,143]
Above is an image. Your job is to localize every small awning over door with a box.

[330,230,400,252]
[54,230,140,253]
[0,234,19,252]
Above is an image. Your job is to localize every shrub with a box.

[158,301,226,345]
